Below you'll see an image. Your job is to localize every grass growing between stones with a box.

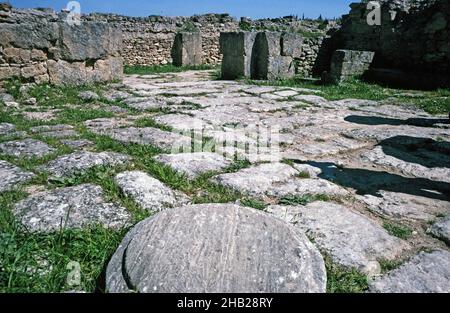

[382,221,413,240]
[245,77,450,115]
[124,64,219,75]
[324,255,369,293]
[240,198,268,211]
[279,194,331,206]
[0,188,127,293]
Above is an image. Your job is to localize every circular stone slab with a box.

[106,203,326,293]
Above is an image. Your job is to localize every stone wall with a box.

[86,13,337,77]
[333,0,449,87]
[0,4,123,86]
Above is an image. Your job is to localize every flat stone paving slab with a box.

[38,151,131,178]
[115,171,189,213]
[106,203,326,293]
[154,152,232,179]
[429,215,450,245]
[212,162,347,198]
[369,250,450,293]
[267,201,410,275]
[13,184,131,233]
[30,124,79,139]
[97,127,192,151]
[0,139,56,158]
[0,160,35,192]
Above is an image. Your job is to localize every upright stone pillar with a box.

[252,32,298,80]
[172,32,202,67]
[219,32,257,79]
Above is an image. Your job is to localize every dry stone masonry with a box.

[0,4,123,86]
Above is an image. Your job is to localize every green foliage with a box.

[239,21,252,31]
[383,222,413,240]
[124,64,218,75]
[240,198,267,210]
[279,194,331,206]
[325,255,369,293]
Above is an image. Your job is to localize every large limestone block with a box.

[220,32,257,79]
[54,23,122,61]
[326,49,375,84]
[106,203,327,293]
[281,32,303,58]
[0,22,58,50]
[172,32,202,67]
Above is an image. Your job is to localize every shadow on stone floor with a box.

[344,115,449,127]
[298,160,450,202]
[378,136,450,169]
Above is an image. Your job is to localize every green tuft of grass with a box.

[383,222,413,240]
[134,117,172,132]
[240,198,267,210]
[279,194,330,206]
[325,255,369,293]
[378,258,403,274]
[297,171,311,179]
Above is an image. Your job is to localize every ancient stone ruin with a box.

[171,32,202,67]
[0,3,123,86]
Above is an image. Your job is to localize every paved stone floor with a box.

[1,70,449,292]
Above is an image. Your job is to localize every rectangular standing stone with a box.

[325,49,375,84]
[172,32,202,67]
[220,32,257,79]
[253,32,295,80]
[281,32,303,58]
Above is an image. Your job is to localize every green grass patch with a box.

[383,221,413,240]
[124,64,219,75]
[325,255,369,293]
[240,198,267,211]
[134,117,172,132]
[279,194,331,206]
[378,258,403,274]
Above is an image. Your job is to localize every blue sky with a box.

[10,0,351,19]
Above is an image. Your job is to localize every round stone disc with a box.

[106,203,326,293]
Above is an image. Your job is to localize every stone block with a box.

[281,32,303,58]
[54,23,123,61]
[220,32,257,79]
[171,32,202,67]
[325,49,375,84]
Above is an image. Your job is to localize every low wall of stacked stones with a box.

[0,4,123,86]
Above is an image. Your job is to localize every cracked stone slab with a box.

[267,201,410,275]
[211,162,347,198]
[115,171,189,213]
[38,151,131,178]
[78,91,99,101]
[123,97,167,111]
[103,90,132,102]
[154,152,232,179]
[153,114,212,131]
[429,215,450,245]
[60,139,95,150]
[369,250,450,293]
[361,146,450,183]
[84,118,135,131]
[106,203,326,293]
[13,184,131,233]
[96,127,192,151]
[29,124,79,139]
[0,160,35,192]
[0,139,56,158]
[0,123,16,136]
[358,191,448,222]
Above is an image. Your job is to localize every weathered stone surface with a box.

[0,139,56,158]
[78,91,100,101]
[60,139,95,150]
[0,160,35,192]
[267,201,410,275]
[212,162,347,198]
[369,250,450,293]
[115,171,188,213]
[106,203,326,293]
[0,123,17,136]
[361,146,450,183]
[358,191,448,222]
[281,32,303,58]
[154,152,232,179]
[38,151,131,178]
[172,32,202,67]
[220,32,257,79]
[429,215,450,245]
[95,127,192,151]
[325,50,375,84]
[30,124,79,139]
[13,184,131,232]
